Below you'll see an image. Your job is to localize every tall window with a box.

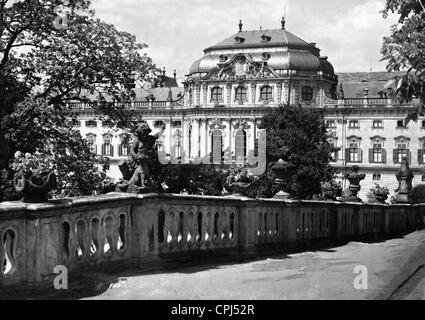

[260,86,273,103]
[373,173,382,181]
[369,139,386,163]
[329,140,338,162]
[393,138,409,164]
[211,86,223,104]
[235,130,247,159]
[235,86,247,104]
[347,138,362,163]
[102,135,114,156]
[301,86,313,101]
[211,130,223,164]
[119,138,130,157]
[419,140,425,165]
[86,134,97,154]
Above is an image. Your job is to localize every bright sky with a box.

[93,0,399,79]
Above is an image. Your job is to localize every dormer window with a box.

[219,55,228,63]
[261,35,271,43]
[234,36,245,44]
[262,52,271,61]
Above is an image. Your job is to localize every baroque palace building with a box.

[70,18,425,200]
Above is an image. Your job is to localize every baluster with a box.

[89,218,101,258]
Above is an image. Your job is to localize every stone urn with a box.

[13,171,57,203]
[323,186,335,201]
[374,193,388,204]
[344,165,365,202]
[227,181,251,197]
[271,159,290,200]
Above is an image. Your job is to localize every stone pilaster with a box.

[250,83,257,104]
[202,83,208,106]
[226,82,232,105]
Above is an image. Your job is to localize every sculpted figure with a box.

[128,122,165,190]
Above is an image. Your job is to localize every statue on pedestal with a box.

[345,165,365,202]
[117,122,165,193]
[396,156,414,203]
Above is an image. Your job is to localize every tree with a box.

[0,0,157,198]
[381,0,425,125]
[258,105,337,199]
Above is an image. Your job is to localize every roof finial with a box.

[282,3,286,30]
[173,69,177,79]
[239,19,243,32]
[260,16,262,30]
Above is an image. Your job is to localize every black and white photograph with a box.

[1,0,425,306]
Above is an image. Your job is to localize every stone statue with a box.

[126,122,166,193]
[345,165,365,202]
[395,156,414,203]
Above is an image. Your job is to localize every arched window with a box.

[211,86,223,104]
[119,138,130,157]
[235,130,247,159]
[235,86,247,104]
[260,86,273,103]
[211,130,223,164]
[86,134,97,154]
[301,86,314,101]
[102,134,114,157]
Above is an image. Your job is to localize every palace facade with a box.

[70,18,424,200]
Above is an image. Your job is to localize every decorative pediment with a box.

[207,54,279,81]
[233,118,251,130]
[394,136,410,142]
[347,135,362,141]
[370,136,386,141]
[209,118,226,130]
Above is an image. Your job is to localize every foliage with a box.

[321,180,343,200]
[11,151,56,177]
[244,166,277,199]
[258,105,338,199]
[162,164,226,196]
[411,184,425,204]
[381,0,425,124]
[0,0,157,199]
[370,183,390,195]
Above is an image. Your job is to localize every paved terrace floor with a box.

[72,230,425,300]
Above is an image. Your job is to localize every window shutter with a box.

[111,145,114,157]
[334,150,339,161]
[382,149,387,164]
[102,144,105,156]
[393,149,397,164]
[94,145,97,155]
[119,144,122,157]
[368,149,373,163]
[358,149,363,163]
[419,150,424,165]
[345,149,350,162]
[408,150,411,165]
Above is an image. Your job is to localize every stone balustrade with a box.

[0,193,423,293]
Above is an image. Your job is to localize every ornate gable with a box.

[207,54,279,81]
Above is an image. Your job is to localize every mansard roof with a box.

[204,29,320,54]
